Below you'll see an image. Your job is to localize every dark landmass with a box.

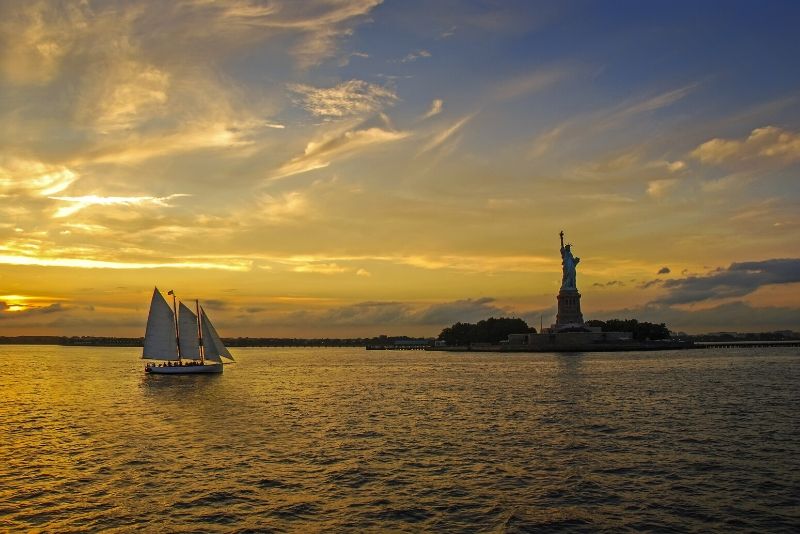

[0,336,144,346]
[0,335,433,347]
[0,330,797,348]
[684,330,800,342]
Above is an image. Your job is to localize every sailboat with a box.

[142,287,235,374]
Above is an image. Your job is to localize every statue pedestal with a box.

[556,288,584,328]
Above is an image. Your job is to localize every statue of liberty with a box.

[560,231,580,290]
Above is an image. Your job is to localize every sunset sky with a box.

[1,0,799,337]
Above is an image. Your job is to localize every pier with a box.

[695,340,800,349]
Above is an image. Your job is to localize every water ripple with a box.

[1,346,798,532]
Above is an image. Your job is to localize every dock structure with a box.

[695,340,800,349]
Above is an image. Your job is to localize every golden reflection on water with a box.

[1,346,798,531]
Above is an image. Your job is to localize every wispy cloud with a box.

[531,84,698,158]
[440,26,457,38]
[293,262,349,274]
[80,59,170,132]
[272,123,409,179]
[0,254,250,271]
[418,113,475,156]
[49,194,189,218]
[79,121,264,165]
[421,99,443,119]
[493,67,572,101]
[399,49,431,63]
[159,0,384,68]
[289,80,398,118]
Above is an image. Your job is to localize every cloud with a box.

[256,191,310,223]
[81,59,170,131]
[0,0,374,167]
[399,49,431,63]
[272,123,409,179]
[531,84,697,158]
[657,266,671,275]
[356,268,371,277]
[293,262,349,274]
[592,280,625,288]
[49,194,189,218]
[0,157,78,197]
[413,297,508,325]
[285,301,411,326]
[493,67,571,101]
[201,299,230,311]
[0,254,250,271]
[289,80,398,117]
[593,301,800,333]
[652,258,800,305]
[422,99,443,119]
[647,178,679,198]
[699,173,750,193]
[80,121,264,165]
[282,297,508,327]
[691,126,800,166]
[264,0,384,68]
[440,26,457,38]
[0,1,88,85]
[0,302,67,318]
[144,0,384,69]
[418,113,475,155]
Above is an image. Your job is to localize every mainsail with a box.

[200,306,234,363]
[178,302,201,360]
[142,287,179,360]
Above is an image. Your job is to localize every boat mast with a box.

[196,299,205,364]
[169,290,181,361]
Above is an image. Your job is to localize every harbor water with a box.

[1,346,798,532]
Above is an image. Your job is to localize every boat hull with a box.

[145,363,223,374]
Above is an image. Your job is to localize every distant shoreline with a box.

[0,336,427,348]
[1,333,798,349]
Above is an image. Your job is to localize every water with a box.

[1,346,798,532]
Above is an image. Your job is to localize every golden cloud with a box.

[421,99,443,119]
[0,157,78,196]
[289,80,397,117]
[272,125,409,179]
[49,194,190,218]
[418,113,475,156]
[691,126,800,166]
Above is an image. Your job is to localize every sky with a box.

[1,0,799,337]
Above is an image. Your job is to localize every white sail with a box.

[142,288,179,360]
[200,306,234,362]
[178,302,201,360]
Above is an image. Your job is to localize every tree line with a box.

[437,317,535,346]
